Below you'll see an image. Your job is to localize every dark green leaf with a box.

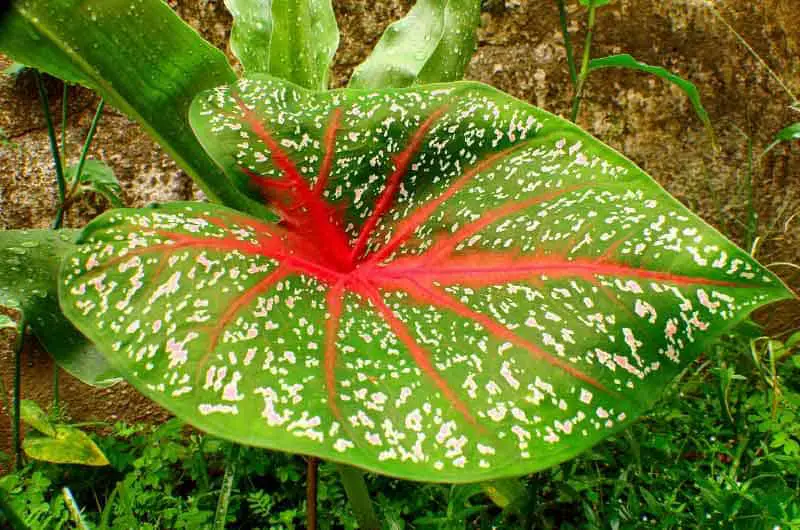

[60,75,792,482]
[224,0,339,90]
[20,400,57,437]
[66,159,124,207]
[0,229,120,387]
[23,426,109,466]
[0,0,268,219]
[587,54,714,144]
[349,0,481,89]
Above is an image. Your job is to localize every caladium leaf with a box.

[60,77,794,482]
[224,0,339,90]
[0,230,120,387]
[348,0,481,89]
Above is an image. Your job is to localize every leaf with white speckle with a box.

[59,76,794,482]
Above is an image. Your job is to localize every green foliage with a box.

[0,229,119,387]
[578,0,612,6]
[224,0,339,90]
[587,54,715,144]
[349,0,481,88]
[0,0,266,218]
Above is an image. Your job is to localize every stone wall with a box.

[1,0,798,456]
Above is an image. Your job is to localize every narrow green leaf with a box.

[23,425,109,466]
[0,229,120,387]
[349,0,481,89]
[61,76,793,483]
[0,0,268,219]
[763,122,800,156]
[224,0,339,90]
[579,0,612,6]
[587,54,714,144]
[65,159,124,207]
[20,400,57,437]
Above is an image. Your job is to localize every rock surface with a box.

[0,0,798,461]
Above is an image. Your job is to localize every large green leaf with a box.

[0,230,119,387]
[0,0,267,218]
[224,0,339,90]
[60,76,794,482]
[348,0,481,89]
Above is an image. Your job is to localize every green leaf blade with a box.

[61,77,793,482]
[587,54,715,145]
[225,0,339,90]
[0,0,268,218]
[348,0,481,89]
[0,229,120,387]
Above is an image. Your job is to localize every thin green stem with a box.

[337,464,380,530]
[213,444,241,530]
[61,83,69,163]
[555,0,578,87]
[52,365,60,417]
[64,98,106,209]
[34,71,67,229]
[12,321,25,470]
[570,0,598,123]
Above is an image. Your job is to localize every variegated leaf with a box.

[59,76,794,482]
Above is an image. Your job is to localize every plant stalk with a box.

[213,444,241,530]
[61,83,69,162]
[34,71,67,229]
[12,321,25,470]
[337,464,380,530]
[555,0,578,86]
[570,0,598,122]
[63,98,106,212]
[306,457,319,530]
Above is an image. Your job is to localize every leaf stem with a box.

[12,321,25,470]
[61,83,69,162]
[34,71,67,229]
[555,0,578,87]
[52,365,60,417]
[64,98,106,211]
[306,457,319,530]
[336,464,380,530]
[213,443,241,530]
[570,0,597,122]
